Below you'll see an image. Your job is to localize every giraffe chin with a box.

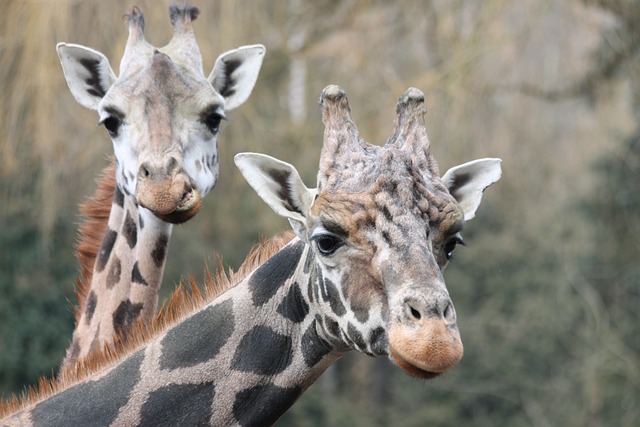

[388,349,440,379]
[152,189,202,224]
[388,320,464,380]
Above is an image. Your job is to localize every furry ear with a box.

[234,153,315,237]
[57,43,117,111]
[441,158,502,221]
[209,45,265,111]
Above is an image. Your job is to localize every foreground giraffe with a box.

[0,86,501,426]
[57,4,265,368]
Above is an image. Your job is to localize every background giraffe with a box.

[57,4,265,369]
[0,85,500,426]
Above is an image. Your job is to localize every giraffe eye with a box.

[203,113,222,134]
[101,116,122,138]
[444,236,465,261]
[314,234,343,256]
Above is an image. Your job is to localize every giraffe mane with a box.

[0,167,294,417]
[71,158,117,324]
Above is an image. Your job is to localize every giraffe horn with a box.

[317,85,365,188]
[386,88,437,175]
[164,4,204,73]
[120,7,152,74]
[126,6,146,42]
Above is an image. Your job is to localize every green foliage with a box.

[577,132,640,425]
[0,208,74,399]
[582,133,640,344]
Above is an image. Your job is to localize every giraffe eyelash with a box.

[444,236,465,261]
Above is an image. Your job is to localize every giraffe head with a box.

[57,5,264,223]
[236,86,501,379]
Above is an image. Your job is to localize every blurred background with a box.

[0,0,638,425]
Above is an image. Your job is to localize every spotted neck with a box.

[57,3,266,369]
[62,177,172,369]
[4,238,346,427]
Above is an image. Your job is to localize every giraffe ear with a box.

[57,43,117,111]
[235,153,315,237]
[441,158,502,221]
[209,45,265,111]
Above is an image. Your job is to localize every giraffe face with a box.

[97,51,225,224]
[236,85,502,379]
[57,5,264,224]
[305,156,466,378]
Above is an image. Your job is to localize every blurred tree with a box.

[579,131,640,426]
[576,1,640,425]
[0,206,74,398]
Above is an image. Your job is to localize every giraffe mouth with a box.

[388,320,464,380]
[153,188,202,224]
[176,187,200,212]
[389,347,441,379]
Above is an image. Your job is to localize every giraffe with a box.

[57,4,265,368]
[0,85,501,426]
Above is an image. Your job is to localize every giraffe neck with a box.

[62,184,173,369]
[7,238,345,426]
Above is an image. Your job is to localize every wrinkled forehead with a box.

[321,146,418,190]
[311,147,463,235]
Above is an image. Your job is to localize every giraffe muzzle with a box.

[136,160,202,224]
[387,297,463,379]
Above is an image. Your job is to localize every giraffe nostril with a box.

[443,302,456,325]
[166,156,180,176]
[409,305,421,320]
[405,302,423,322]
[140,164,151,179]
